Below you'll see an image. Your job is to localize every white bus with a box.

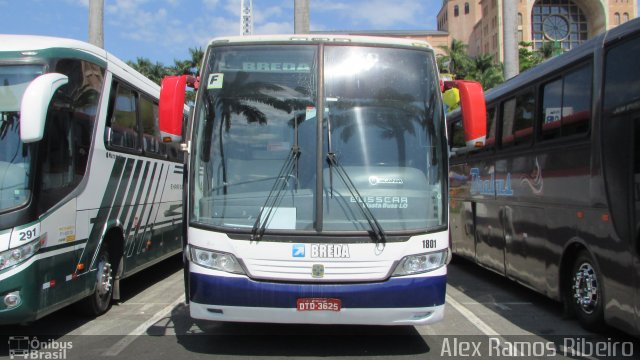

[0,35,184,324]
[159,35,485,325]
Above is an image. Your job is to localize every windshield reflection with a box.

[192,44,445,236]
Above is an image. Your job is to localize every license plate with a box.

[296,298,341,311]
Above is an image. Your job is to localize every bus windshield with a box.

[192,44,444,235]
[0,64,42,213]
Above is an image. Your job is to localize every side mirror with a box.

[20,73,68,143]
[159,75,194,142]
[456,80,486,148]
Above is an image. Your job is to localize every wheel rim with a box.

[96,255,113,298]
[572,262,599,314]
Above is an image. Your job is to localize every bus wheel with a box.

[81,246,114,316]
[570,250,605,331]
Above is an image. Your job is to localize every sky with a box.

[1,1,639,67]
[0,0,443,66]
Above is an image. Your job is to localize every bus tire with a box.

[80,245,114,316]
[569,250,605,331]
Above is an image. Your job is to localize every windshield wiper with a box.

[326,153,386,243]
[250,145,300,241]
[324,101,385,243]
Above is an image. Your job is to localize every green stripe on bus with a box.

[120,160,144,226]
[81,157,126,270]
[137,164,165,254]
[39,238,88,253]
[128,162,158,257]
[120,160,143,249]
[124,161,151,253]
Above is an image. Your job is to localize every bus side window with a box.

[140,96,164,156]
[485,106,497,148]
[540,64,592,141]
[604,35,640,114]
[541,78,563,141]
[107,83,139,150]
[501,98,516,147]
[501,89,534,148]
[450,118,466,148]
[165,113,185,163]
[561,64,591,137]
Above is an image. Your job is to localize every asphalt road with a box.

[1,255,637,360]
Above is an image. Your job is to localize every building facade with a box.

[437,0,637,62]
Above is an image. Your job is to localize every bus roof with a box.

[207,34,434,50]
[0,34,159,95]
[0,34,108,58]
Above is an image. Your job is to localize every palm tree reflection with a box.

[327,87,424,167]
[201,71,314,195]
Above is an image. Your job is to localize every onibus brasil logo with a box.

[8,336,72,359]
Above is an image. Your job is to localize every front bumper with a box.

[189,271,447,325]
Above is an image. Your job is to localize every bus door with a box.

[472,161,506,275]
[449,161,477,260]
[502,205,548,292]
[633,117,640,333]
[473,158,549,288]
[600,81,640,334]
[499,153,548,293]
[601,32,640,333]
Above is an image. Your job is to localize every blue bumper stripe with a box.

[190,273,446,308]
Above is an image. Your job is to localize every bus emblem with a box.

[292,244,305,257]
[368,176,404,186]
[311,264,324,278]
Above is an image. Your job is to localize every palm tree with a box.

[171,47,205,77]
[518,41,543,72]
[437,39,473,79]
[518,41,562,73]
[328,88,421,167]
[538,41,562,60]
[127,57,169,84]
[181,47,205,105]
[172,59,193,76]
[470,54,504,90]
[188,47,205,75]
[201,71,312,194]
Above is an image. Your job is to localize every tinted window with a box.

[40,59,104,211]
[140,96,162,155]
[450,117,466,149]
[541,78,562,140]
[561,65,591,137]
[540,64,591,141]
[165,112,185,163]
[485,106,497,147]
[604,35,640,114]
[501,89,535,148]
[108,84,139,150]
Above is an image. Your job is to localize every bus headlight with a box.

[391,249,448,276]
[189,246,245,274]
[0,238,43,271]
